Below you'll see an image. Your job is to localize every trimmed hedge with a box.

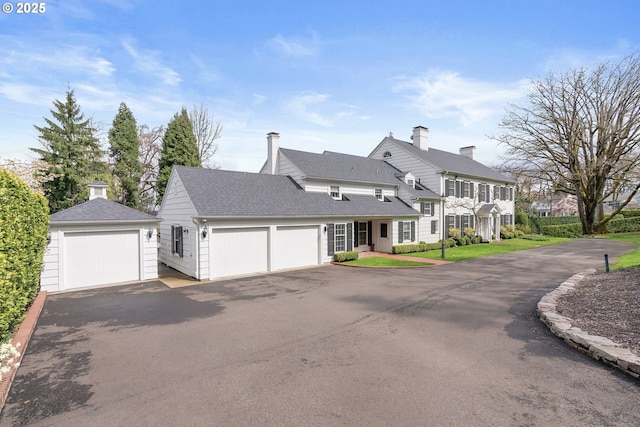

[0,170,49,343]
[393,242,441,254]
[333,251,359,262]
[521,234,549,241]
[542,223,583,238]
[607,216,640,233]
[622,209,640,218]
[537,216,581,226]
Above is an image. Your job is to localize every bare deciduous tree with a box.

[138,124,164,213]
[188,103,222,168]
[495,55,640,234]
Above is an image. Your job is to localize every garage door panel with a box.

[210,228,268,279]
[64,231,140,289]
[275,226,319,270]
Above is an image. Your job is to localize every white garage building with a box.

[40,182,160,292]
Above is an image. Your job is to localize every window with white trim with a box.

[335,223,346,252]
[463,182,470,198]
[330,185,340,199]
[358,222,367,246]
[402,221,411,242]
[171,225,183,257]
[375,188,383,201]
[431,220,438,234]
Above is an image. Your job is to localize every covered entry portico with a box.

[477,204,501,242]
[352,219,394,253]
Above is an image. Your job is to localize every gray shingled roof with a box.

[50,197,159,224]
[280,148,405,185]
[174,166,419,218]
[385,137,514,183]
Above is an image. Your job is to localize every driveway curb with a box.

[0,290,47,412]
[537,270,640,378]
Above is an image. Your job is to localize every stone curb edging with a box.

[0,291,47,412]
[537,270,640,379]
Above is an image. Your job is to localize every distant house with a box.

[602,192,640,213]
[531,193,578,217]
[158,126,515,281]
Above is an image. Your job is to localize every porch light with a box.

[147,228,154,239]
[202,228,208,239]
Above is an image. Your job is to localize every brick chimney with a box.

[459,146,476,160]
[266,132,280,175]
[88,181,108,200]
[412,126,429,151]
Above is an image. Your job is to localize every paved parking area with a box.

[1,239,639,426]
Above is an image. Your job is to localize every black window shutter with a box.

[420,201,425,214]
[177,226,184,257]
[327,224,334,256]
[455,215,461,232]
[470,215,475,229]
[430,202,435,216]
[470,183,475,199]
[347,223,353,251]
[444,179,450,197]
[398,221,404,243]
[354,221,359,247]
[510,187,514,201]
[455,180,461,198]
[367,221,373,245]
[411,221,415,242]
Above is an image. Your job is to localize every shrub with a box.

[0,170,49,343]
[521,234,549,241]
[334,251,359,262]
[464,236,472,245]
[472,236,483,244]
[500,226,515,239]
[445,238,457,248]
[448,228,460,238]
[606,216,640,233]
[392,242,441,254]
[542,223,583,238]
[456,237,467,246]
[463,227,475,238]
[514,230,525,238]
[538,215,581,227]
[622,209,640,218]
[515,223,532,234]
[515,211,529,227]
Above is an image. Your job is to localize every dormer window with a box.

[330,185,340,199]
[375,188,383,201]
[383,151,392,158]
[407,179,414,189]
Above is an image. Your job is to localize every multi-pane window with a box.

[462,214,470,229]
[375,188,383,201]
[335,223,346,252]
[479,184,486,202]
[431,220,438,234]
[421,202,434,215]
[463,182,470,198]
[402,221,411,242]
[171,225,183,257]
[358,222,367,246]
[447,179,455,196]
[330,185,340,199]
[446,215,456,237]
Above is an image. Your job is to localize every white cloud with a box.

[1,45,115,78]
[284,91,358,127]
[392,70,528,126]
[265,32,320,58]
[122,40,181,86]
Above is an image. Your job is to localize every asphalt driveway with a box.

[1,239,639,426]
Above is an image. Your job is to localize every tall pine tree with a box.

[157,108,201,205]
[109,102,142,208]
[31,90,107,213]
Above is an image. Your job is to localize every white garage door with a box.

[64,230,140,289]
[275,226,319,270]
[210,228,269,279]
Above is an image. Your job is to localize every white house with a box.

[158,126,514,281]
[369,126,515,240]
[41,182,160,292]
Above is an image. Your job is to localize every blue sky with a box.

[1,0,638,172]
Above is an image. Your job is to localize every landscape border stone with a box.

[538,270,640,378]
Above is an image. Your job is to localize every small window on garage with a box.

[375,188,383,201]
[330,185,340,199]
[171,225,184,257]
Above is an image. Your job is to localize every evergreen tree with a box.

[157,108,201,205]
[109,102,142,208]
[31,90,107,213]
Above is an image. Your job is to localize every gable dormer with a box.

[396,172,416,189]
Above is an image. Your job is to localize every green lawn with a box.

[343,257,432,267]
[597,232,640,270]
[410,237,570,262]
